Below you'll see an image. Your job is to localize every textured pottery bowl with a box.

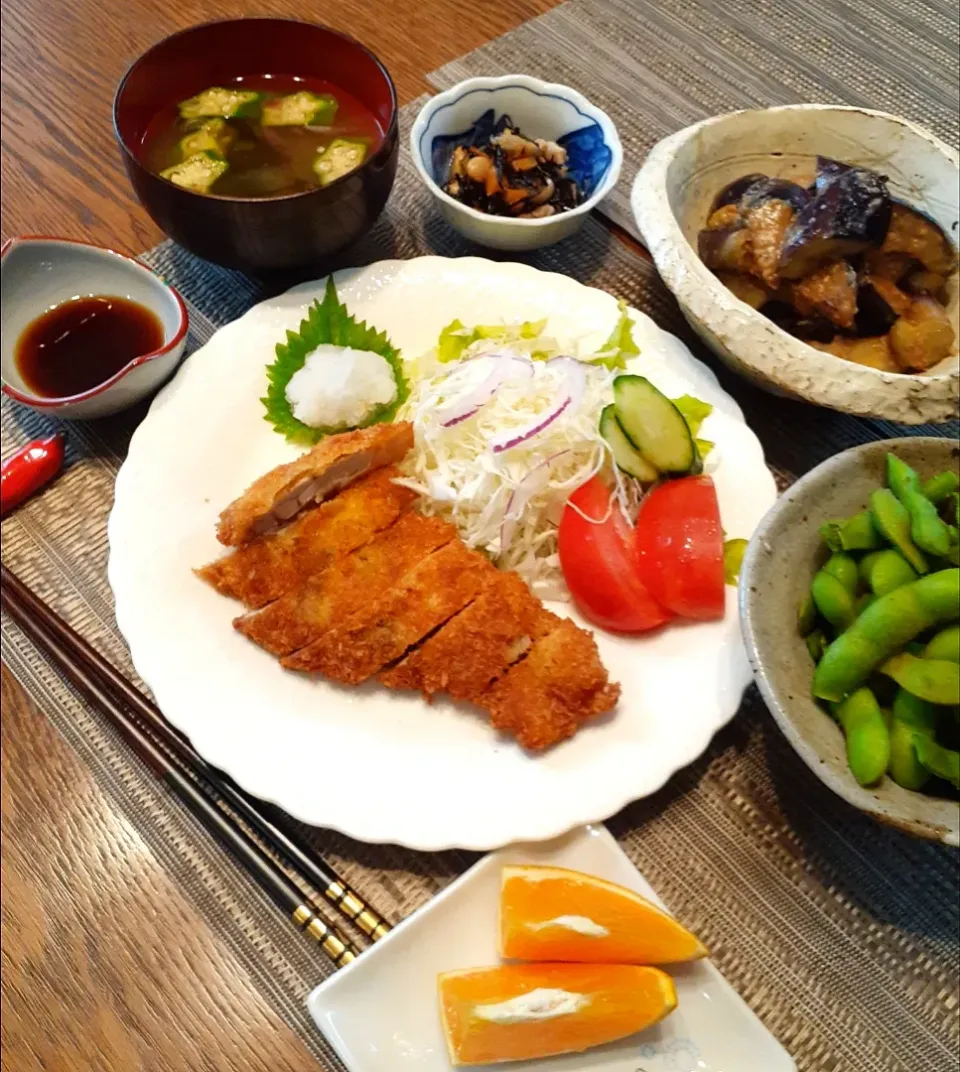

[740,437,960,845]
[114,19,399,273]
[411,75,622,251]
[1,236,188,420]
[631,105,959,424]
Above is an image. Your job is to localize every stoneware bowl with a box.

[631,105,959,424]
[114,18,399,273]
[0,236,188,420]
[740,436,960,844]
[411,75,622,251]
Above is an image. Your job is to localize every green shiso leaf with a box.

[261,277,409,444]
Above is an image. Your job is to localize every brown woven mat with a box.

[2,96,958,1072]
[428,0,960,239]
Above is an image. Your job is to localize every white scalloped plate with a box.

[108,256,775,850]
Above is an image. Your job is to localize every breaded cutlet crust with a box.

[195,468,416,608]
[216,422,413,546]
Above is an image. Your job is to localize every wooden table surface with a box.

[0,2,557,1068]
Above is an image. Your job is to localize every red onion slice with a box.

[490,356,587,453]
[437,351,533,427]
[500,450,573,554]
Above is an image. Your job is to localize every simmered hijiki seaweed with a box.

[697,156,958,374]
[441,113,581,219]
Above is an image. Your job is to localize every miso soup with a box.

[141,74,384,198]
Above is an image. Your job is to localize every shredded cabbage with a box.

[396,316,645,600]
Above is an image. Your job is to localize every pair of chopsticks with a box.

[0,564,392,969]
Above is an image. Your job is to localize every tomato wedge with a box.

[635,475,725,620]
[558,475,672,633]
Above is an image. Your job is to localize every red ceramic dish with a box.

[113,19,399,273]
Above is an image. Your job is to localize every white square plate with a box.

[307,825,796,1072]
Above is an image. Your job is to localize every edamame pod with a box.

[811,570,855,633]
[870,488,928,574]
[888,713,932,791]
[834,687,891,786]
[921,471,960,504]
[879,653,960,705]
[886,454,951,557]
[812,569,960,702]
[924,625,960,663]
[820,511,881,553]
[806,630,827,664]
[914,736,960,790]
[859,549,918,597]
[797,591,817,637]
[822,552,859,593]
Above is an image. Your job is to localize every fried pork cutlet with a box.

[234,512,457,657]
[477,619,621,751]
[379,571,559,700]
[196,468,416,608]
[216,421,414,546]
[282,541,497,684]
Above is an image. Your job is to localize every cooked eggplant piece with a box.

[882,203,958,276]
[809,336,899,372]
[706,204,741,230]
[698,227,754,274]
[904,268,948,297]
[761,299,836,342]
[856,275,912,334]
[889,296,956,371]
[862,249,916,281]
[744,199,795,288]
[716,271,768,309]
[710,173,768,213]
[812,156,854,193]
[779,167,892,280]
[740,177,810,213]
[789,260,858,330]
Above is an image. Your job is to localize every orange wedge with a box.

[499,864,707,964]
[438,963,676,1066]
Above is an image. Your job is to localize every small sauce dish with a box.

[1,236,188,420]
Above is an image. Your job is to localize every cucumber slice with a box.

[613,374,700,475]
[599,404,658,482]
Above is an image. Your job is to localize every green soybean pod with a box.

[854,592,876,616]
[822,552,859,594]
[886,454,951,557]
[812,569,960,702]
[870,488,928,574]
[921,470,960,504]
[888,719,931,791]
[797,591,817,637]
[861,549,918,597]
[924,624,960,664]
[914,736,960,790]
[834,687,891,786]
[806,629,827,664]
[820,512,881,553]
[811,570,855,633]
[879,652,960,705]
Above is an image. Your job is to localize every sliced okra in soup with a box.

[178,86,263,120]
[313,138,369,186]
[178,118,236,158]
[160,151,229,193]
[261,91,338,127]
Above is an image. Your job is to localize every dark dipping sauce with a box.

[16,296,164,398]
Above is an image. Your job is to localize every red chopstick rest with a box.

[0,434,65,517]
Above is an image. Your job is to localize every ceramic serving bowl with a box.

[114,18,399,273]
[740,437,960,845]
[0,236,188,420]
[631,105,959,424]
[411,74,622,251]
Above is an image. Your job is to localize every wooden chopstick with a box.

[0,565,390,965]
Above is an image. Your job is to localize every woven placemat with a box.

[428,0,960,238]
[2,97,958,1072]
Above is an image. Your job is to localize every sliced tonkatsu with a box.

[379,571,559,700]
[216,421,413,546]
[234,511,457,657]
[196,467,416,608]
[282,541,497,684]
[477,619,621,750]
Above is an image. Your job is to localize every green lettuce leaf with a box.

[673,394,714,461]
[723,538,748,585]
[588,300,640,370]
[436,317,549,362]
[262,277,408,444]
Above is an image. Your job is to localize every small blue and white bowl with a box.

[411,75,622,251]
